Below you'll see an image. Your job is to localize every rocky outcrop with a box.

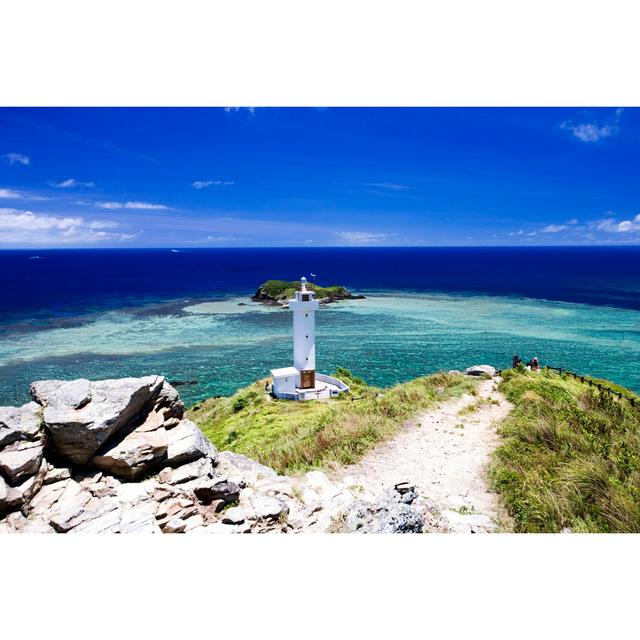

[0,402,42,447]
[1,375,429,534]
[465,365,497,377]
[30,376,165,464]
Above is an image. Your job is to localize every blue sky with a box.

[1,107,638,248]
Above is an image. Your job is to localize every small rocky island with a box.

[252,279,365,306]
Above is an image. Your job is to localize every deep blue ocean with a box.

[1,247,639,406]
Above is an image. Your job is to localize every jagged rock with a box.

[216,450,277,485]
[27,479,70,517]
[69,501,121,533]
[116,480,154,506]
[47,480,93,532]
[299,470,338,501]
[448,370,462,376]
[11,459,47,508]
[193,478,240,506]
[201,521,251,534]
[299,487,321,508]
[169,457,215,485]
[163,517,186,533]
[183,514,204,531]
[0,402,42,447]
[222,506,246,524]
[75,470,103,487]
[153,485,174,502]
[394,482,418,504]
[30,376,164,465]
[464,365,496,377]
[45,478,136,533]
[154,383,184,423]
[0,439,44,484]
[252,496,289,521]
[120,502,160,533]
[90,411,168,480]
[22,519,56,533]
[156,497,198,529]
[253,476,296,498]
[0,511,28,533]
[441,510,496,533]
[0,474,8,512]
[43,465,71,485]
[166,419,217,467]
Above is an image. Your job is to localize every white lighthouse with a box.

[270,276,349,401]
[290,276,318,389]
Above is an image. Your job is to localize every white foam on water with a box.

[1,291,638,376]
[183,297,281,315]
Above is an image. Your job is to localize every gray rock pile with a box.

[342,484,425,533]
[1,375,429,534]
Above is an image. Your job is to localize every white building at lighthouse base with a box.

[270,367,349,401]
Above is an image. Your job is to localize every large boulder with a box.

[166,419,217,467]
[90,409,168,480]
[0,439,44,484]
[464,364,496,377]
[30,376,164,464]
[0,402,42,447]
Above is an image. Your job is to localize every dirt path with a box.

[333,376,513,532]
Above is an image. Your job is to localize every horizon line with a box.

[1,244,640,251]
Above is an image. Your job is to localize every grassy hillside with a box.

[489,368,640,533]
[188,369,477,474]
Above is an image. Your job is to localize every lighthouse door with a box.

[300,369,315,389]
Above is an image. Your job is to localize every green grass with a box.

[254,279,352,302]
[489,368,640,533]
[188,369,477,474]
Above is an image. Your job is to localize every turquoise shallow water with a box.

[1,289,639,406]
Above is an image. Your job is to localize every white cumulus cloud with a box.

[4,152,30,166]
[0,207,133,245]
[97,201,169,210]
[50,178,95,188]
[0,188,23,199]
[542,224,568,233]
[596,213,640,233]
[561,108,623,143]
[192,180,234,189]
[335,231,392,244]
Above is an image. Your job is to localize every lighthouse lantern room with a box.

[270,276,349,401]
